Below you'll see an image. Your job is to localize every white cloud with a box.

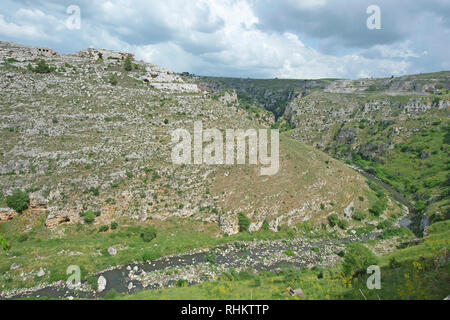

[0,14,45,39]
[0,0,448,78]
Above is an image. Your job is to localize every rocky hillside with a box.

[0,41,381,236]
[203,72,450,227]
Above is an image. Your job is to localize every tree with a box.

[328,213,339,227]
[141,226,157,242]
[342,243,378,276]
[238,213,250,232]
[124,56,133,71]
[6,189,29,214]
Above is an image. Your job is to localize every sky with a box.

[0,0,449,79]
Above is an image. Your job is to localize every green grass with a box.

[0,213,322,291]
[118,220,450,300]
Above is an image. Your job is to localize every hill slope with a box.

[0,42,392,294]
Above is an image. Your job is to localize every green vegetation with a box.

[238,213,250,232]
[0,234,10,251]
[79,211,97,224]
[122,221,449,300]
[283,249,295,257]
[352,211,366,221]
[28,60,54,73]
[327,214,339,227]
[109,73,118,85]
[205,251,217,263]
[342,243,378,276]
[99,225,109,232]
[140,226,157,242]
[6,189,29,214]
[124,56,133,71]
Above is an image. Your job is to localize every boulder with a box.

[37,268,45,277]
[289,288,304,297]
[0,208,18,222]
[107,247,117,256]
[97,276,107,292]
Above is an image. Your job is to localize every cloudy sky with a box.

[1,0,449,79]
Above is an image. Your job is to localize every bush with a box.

[352,211,367,221]
[415,200,427,214]
[110,222,118,230]
[338,219,349,230]
[377,219,394,230]
[342,243,378,276]
[0,235,10,251]
[284,249,295,257]
[328,213,339,227]
[79,211,96,224]
[369,198,387,217]
[176,279,188,287]
[140,226,157,242]
[109,73,118,85]
[99,225,109,232]
[31,60,54,73]
[142,250,161,262]
[238,213,250,232]
[6,189,29,213]
[205,251,217,263]
[124,56,133,71]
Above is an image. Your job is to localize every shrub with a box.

[140,226,157,242]
[32,60,54,73]
[389,257,402,269]
[124,56,133,71]
[352,211,367,221]
[79,211,96,224]
[328,213,339,227]
[369,198,387,217]
[6,189,29,213]
[338,219,349,230]
[110,222,118,230]
[262,220,270,231]
[284,249,295,257]
[320,203,325,210]
[205,251,217,263]
[99,225,109,232]
[176,279,188,287]
[142,250,161,262]
[415,200,427,214]
[109,73,118,85]
[342,243,378,276]
[0,235,10,251]
[238,212,250,232]
[377,219,394,230]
